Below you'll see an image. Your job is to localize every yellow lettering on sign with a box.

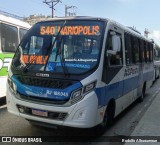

[40,26,46,35]
[40,26,100,35]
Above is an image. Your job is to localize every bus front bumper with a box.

[6,85,104,128]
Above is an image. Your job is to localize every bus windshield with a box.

[13,20,104,74]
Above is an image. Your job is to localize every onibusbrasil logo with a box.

[0,53,14,76]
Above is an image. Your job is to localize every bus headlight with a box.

[70,81,96,104]
[7,77,17,95]
[83,81,96,94]
[71,89,82,104]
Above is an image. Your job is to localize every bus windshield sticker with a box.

[56,62,91,69]
[46,62,91,71]
[40,25,100,36]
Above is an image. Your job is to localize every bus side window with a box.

[144,41,149,63]
[125,33,132,65]
[106,31,123,66]
[139,39,145,63]
[147,42,150,62]
[1,23,18,53]
[132,37,139,63]
[150,43,153,61]
[149,43,153,62]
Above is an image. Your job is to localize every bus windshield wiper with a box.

[22,42,52,72]
[55,38,70,77]
[22,55,38,72]
[22,21,66,73]
[44,21,69,76]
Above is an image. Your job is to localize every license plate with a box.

[32,109,48,117]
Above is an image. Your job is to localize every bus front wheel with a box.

[97,100,115,134]
[138,84,146,102]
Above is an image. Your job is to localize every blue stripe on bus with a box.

[95,70,154,107]
[11,75,82,101]
[11,70,153,103]
[95,77,137,107]
[123,76,138,94]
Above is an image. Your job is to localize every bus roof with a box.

[40,16,107,22]
[0,14,31,29]
[107,18,152,42]
[38,16,152,42]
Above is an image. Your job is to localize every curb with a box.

[124,89,160,145]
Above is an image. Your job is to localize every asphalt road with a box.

[0,78,160,145]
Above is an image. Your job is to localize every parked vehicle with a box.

[6,17,154,131]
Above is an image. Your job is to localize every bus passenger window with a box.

[144,42,149,62]
[1,23,18,52]
[148,43,153,62]
[106,32,123,66]
[20,28,28,41]
[132,37,139,63]
[150,43,153,61]
[147,43,150,62]
[139,39,145,63]
[125,33,132,65]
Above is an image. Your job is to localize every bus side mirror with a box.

[112,35,121,53]
[106,34,121,55]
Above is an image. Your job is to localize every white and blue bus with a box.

[153,43,160,81]
[0,14,30,98]
[6,17,154,130]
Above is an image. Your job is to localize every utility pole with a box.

[43,0,62,18]
[65,5,77,17]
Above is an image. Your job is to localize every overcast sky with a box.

[0,0,160,45]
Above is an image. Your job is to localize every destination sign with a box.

[40,25,100,35]
[21,55,48,64]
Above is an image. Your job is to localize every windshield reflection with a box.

[13,20,104,74]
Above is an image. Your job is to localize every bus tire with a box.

[157,74,160,79]
[97,100,115,134]
[138,84,146,102]
[106,100,115,126]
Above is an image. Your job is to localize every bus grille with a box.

[16,93,69,105]
[17,105,68,121]
[15,75,73,89]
